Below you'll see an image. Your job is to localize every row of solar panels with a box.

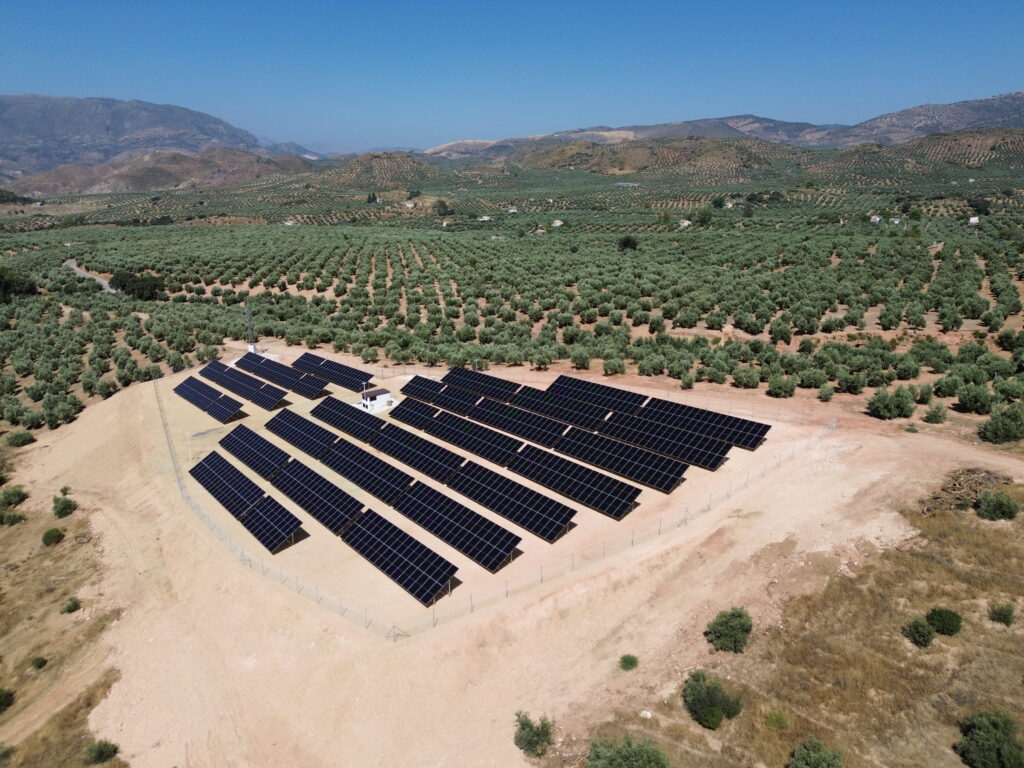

[442,367,770,452]
[175,353,377,421]
[190,445,457,605]
[400,377,689,493]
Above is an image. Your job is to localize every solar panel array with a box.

[548,375,647,415]
[370,424,466,483]
[598,411,730,470]
[322,438,414,506]
[219,424,290,478]
[173,377,243,423]
[556,428,687,493]
[425,411,524,467]
[270,459,365,534]
[469,398,567,448]
[442,366,522,402]
[508,445,641,519]
[341,511,458,606]
[449,462,576,542]
[509,386,610,431]
[311,397,385,442]
[640,397,771,450]
[200,360,287,409]
[393,482,522,572]
[293,352,374,391]
[266,408,338,459]
[236,352,327,398]
[389,397,440,431]
[188,451,302,552]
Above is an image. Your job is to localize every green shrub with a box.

[42,528,64,547]
[705,607,753,652]
[0,743,13,760]
[867,386,915,419]
[60,596,80,614]
[5,431,34,447]
[989,603,1015,626]
[513,711,553,758]
[618,654,638,671]
[903,617,935,648]
[0,486,28,509]
[818,384,834,402]
[979,402,1024,443]
[0,513,25,526]
[52,495,77,519]
[953,710,1023,768]
[0,688,13,714]
[977,490,1020,521]
[926,608,962,636]
[923,402,947,423]
[83,740,119,764]
[787,737,844,768]
[765,711,790,731]
[30,657,47,670]
[682,670,742,730]
[603,358,626,376]
[767,375,796,398]
[586,735,669,768]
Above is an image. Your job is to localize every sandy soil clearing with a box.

[4,351,1022,768]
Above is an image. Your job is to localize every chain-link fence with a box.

[155,376,837,642]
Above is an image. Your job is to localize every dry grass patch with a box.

[571,468,1024,767]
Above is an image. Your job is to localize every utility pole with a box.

[245,304,255,353]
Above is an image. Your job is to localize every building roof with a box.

[361,388,390,398]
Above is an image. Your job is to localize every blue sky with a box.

[6,0,1023,152]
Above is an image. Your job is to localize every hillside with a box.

[0,95,260,184]
[10,149,311,196]
[308,151,461,190]
[424,90,1024,159]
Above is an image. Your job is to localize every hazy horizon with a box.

[7,0,1024,152]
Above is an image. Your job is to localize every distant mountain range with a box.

[2,90,1023,194]
[424,91,1024,159]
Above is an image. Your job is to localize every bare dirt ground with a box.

[2,343,1022,767]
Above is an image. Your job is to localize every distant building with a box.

[361,388,392,410]
[283,220,296,226]
[890,217,901,224]
[969,216,981,227]
[478,215,492,221]
[615,182,639,188]
[678,219,692,229]
[870,214,883,224]
[551,219,563,227]
[507,207,518,213]
[723,201,734,209]
[531,228,546,235]
[546,198,554,203]
[403,201,415,209]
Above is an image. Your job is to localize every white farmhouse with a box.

[968,216,981,227]
[870,214,883,224]
[551,219,563,227]
[478,215,492,222]
[360,388,392,410]
[678,219,693,229]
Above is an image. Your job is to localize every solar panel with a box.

[507,445,641,519]
[270,459,365,534]
[469,398,567,447]
[265,409,338,460]
[400,376,445,401]
[598,411,731,470]
[442,367,522,402]
[509,386,610,431]
[639,398,771,450]
[341,510,458,605]
[188,451,264,517]
[200,360,287,410]
[321,438,414,506]
[555,428,687,493]
[548,375,647,415]
[236,352,327,399]
[310,397,385,443]
[369,424,466,483]
[389,398,440,431]
[447,461,576,542]
[431,385,481,415]
[219,424,290,479]
[423,411,525,467]
[173,377,243,423]
[242,496,303,553]
[393,482,521,572]
[293,352,374,391]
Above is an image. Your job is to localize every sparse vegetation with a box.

[953,710,1023,768]
[42,527,65,547]
[52,494,78,518]
[0,486,28,509]
[989,603,1015,626]
[925,607,962,636]
[60,596,81,614]
[513,711,553,758]
[618,654,638,671]
[0,688,14,715]
[83,740,120,764]
[682,669,742,730]
[30,656,48,670]
[5,431,35,447]
[586,735,669,768]
[787,737,844,768]
[704,607,753,653]
[903,616,936,648]
[977,490,1020,520]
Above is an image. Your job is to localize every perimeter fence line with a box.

[155,371,837,642]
